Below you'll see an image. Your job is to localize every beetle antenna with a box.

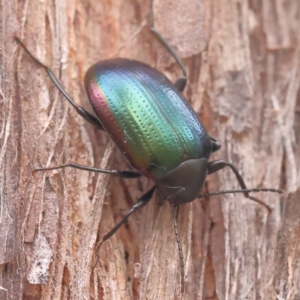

[198,188,284,213]
[172,204,185,297]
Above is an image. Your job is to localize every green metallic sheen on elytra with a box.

[84,58,211,180]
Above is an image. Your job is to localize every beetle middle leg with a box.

[94,186,156,264]
[15,37,104,130]
[150,0,187,92]
[207,160,273,211]
[34,162,141,178]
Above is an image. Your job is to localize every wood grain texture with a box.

[1,0,299,299]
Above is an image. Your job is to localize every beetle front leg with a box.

[207,160,272,210]
[94,186,156,264]
[15,37,104,130]
[208,160,248,190]
[34,162,141,178]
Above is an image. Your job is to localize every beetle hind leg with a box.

[15,37,104,130]
[150,0,187,92]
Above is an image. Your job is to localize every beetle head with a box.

[156,158,209,205]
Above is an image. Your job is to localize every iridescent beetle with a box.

[15,0,283,295]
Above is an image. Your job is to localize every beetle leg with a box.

[208,160,248,190]
[174,77,187,93]
[15,37,104,130]
[33,162,141,178]
[207,160,272,211]
[210,136,221,152]
[94,186,156,264]
[150,0,187,92]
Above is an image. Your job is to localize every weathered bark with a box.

[1,0,300,299]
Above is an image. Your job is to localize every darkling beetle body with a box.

[84,58,216,206]
[15,0,283,295]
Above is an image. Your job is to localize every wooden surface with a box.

[1,0,300,299]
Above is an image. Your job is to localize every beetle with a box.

[15,0,283,295]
